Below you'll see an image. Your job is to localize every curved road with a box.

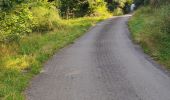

[26,15,170,100]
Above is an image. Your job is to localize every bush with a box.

[0,4,34,43]
[0,1,61,43]
[88,0,111,17]
[113,8,124,16]
[31,2,60,32]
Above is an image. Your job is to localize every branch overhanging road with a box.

[26,15,170,100]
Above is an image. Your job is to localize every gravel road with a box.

[26,15,170,100]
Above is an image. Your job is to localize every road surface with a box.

[26,15,170,100]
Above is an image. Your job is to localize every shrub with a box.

[0,4,34,43]
[31,2,60,32]
[88,0,111,17]
[113,8,124,16]
[31,3,60,32]
[0,1,61,43]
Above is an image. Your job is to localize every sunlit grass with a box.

[0,17,106,100]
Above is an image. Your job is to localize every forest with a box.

[0,0,169,99]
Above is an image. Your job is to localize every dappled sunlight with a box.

[4,56,31,71]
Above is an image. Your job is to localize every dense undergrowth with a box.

[129,4,170,69]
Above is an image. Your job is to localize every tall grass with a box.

[129,4,170,69]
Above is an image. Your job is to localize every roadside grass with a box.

[0,17,106,100]
[129,5,170,69]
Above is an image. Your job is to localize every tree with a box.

[58,0,89,18]
[0,0,26,10]
[106,0,133,14]
[58,0,109,18]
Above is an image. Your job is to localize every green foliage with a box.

[0,0,26,10]
[59,0,90,18]
[0,0,110,99]
[30,1,60,32]
[107,2,117,11]
[58,0,111,18]
[115,0,133,8]
[113,8,124,15]
[88,0,111,17]
[0,17,106,100]
[0,1,61,43]
[129,4,170,69]
[106,0,133,15]
[133,0,149,7]
[133,0,170,8]
[0,4,34,43]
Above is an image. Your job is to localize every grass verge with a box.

[129,5,170,70]
[0,17,106,100]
